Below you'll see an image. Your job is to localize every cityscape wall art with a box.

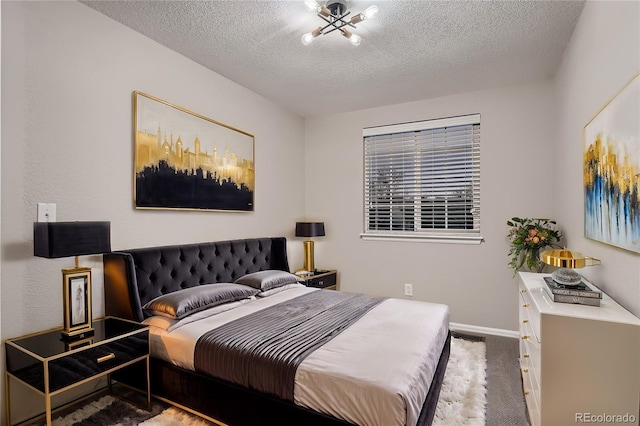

[584,72,639,253]
[133,91,254,211]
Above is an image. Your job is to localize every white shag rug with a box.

[433,338,487,426]
[47,337,486,426]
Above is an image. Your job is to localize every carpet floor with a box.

[483,335,529,426]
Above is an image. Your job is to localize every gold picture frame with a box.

[133,91,255,212]
[62,268,93,339]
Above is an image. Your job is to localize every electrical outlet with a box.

[37,203,57,222]
[404,283,413,297]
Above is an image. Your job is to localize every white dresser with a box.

[518,272,640,426]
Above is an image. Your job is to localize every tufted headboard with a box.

[103,237,289,322]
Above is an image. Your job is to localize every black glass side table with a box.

[5,316,149,426]
[296,269,338,290]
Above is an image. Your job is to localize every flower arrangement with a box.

[507,217,562,276]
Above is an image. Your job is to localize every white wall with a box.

[1,2,305,421]
[554,1,640,317]
[304,80,557,331]
[1,1,305,339]
[2,2,305,421]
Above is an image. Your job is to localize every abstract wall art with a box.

[584,72,640,253]
[133,91,255,211]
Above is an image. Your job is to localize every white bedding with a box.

[143,287,449,426]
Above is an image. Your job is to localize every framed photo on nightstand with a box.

[62,268,93,338]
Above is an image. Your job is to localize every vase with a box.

[525,248,545,273]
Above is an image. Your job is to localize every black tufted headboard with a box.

[103,237,290,322]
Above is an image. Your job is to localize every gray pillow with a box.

[142,283,259,319]
[235,270,301,292]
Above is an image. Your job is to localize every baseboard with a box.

[449,322,519,338]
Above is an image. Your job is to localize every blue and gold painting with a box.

[584,73,640,253]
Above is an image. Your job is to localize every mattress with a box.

[143,286,449,426]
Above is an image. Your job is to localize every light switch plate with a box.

[37,203,57,222]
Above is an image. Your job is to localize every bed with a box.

[103,237,450,426]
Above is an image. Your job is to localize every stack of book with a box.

[543,277,602,307]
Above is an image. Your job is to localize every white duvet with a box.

[143,286,449,426]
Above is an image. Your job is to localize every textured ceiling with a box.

[81,0,585,118]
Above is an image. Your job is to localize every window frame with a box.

[361,114,482,244]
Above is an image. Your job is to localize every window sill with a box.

[360,233,484,245]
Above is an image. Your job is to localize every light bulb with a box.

[341,29,362,47]
[363,5,379,19]
[301,32,315,45]
[301,27,322,45]
[304,0,320,12]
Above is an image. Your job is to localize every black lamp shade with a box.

[34,222,111,258]
[295,222,325,238]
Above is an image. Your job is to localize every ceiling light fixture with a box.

[302,0,378,46]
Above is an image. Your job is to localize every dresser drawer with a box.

[519,284,541,343]
[523,371,541,426]
[521,339,540,390]
[523,334,541,382]
[47,330,149,392]
[520,357,540,425]
[520,333,537,371]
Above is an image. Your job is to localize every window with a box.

[362,114,482,244]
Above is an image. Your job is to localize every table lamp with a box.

[295,222,325,272]
[540,248,601,286]
[34,221,111,339]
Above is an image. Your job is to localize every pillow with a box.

[235,270,302,292]
[142,283,259,320]
[143,297,254,332]
[257,282,305,297]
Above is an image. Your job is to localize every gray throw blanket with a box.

[194,290,385,401]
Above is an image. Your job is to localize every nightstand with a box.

[297,269,338,290]
[5,316,149,426]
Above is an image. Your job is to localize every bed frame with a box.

[104,237,450,426]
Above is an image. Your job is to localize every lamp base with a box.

[303,240,315,272]
[552,268,582,286]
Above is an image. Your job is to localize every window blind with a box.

[362,114,482,244]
